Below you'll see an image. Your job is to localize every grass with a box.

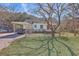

[0,33,79,56]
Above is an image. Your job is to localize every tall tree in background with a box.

[0,5,13,31]
[67,3,79,36]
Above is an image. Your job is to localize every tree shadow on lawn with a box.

[24,36,76,56]
[0,36,76,56]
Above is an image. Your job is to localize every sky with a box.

[0,3,43,18]
[0,3,71,19]
[0,3,35,13]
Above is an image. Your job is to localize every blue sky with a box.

[0,3,42,18]
[0,3,68,19]
[0,3,35,13]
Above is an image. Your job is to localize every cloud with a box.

[0,3,35,13]
[21,3,28,12]
[0,3,25,12]
[0,3,10,6]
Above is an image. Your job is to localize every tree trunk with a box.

[59,32,61,37]
[51,30,55,37]
[74,30,77,36]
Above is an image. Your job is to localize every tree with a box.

[67,3,79,36]
[0,5,14,32]
[29,3,68,37]
[27,3,76,56]
[0,3,76,56]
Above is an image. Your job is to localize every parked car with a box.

[0,29,8,33]
[16,29,25,34]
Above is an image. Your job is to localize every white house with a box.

[32,23,48,32]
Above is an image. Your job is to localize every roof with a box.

[11,22,31,25]
[25,18,45,23]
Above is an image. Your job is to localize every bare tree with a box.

[0,3,76,56]
[27,3,76,56]
[29,3,68,37]
[67,3,79,36]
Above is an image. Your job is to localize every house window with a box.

[40,25,43,29]
[34,25,37,28]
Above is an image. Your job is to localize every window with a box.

[40,25,43,29]
[34,25,37,28]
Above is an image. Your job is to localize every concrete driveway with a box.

[0,33,51,50]
[0,33,25,50]
[0,33,15,37]
[0,39,13,50]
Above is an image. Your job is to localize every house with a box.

[12,18,56,33]
[32,22,48,32]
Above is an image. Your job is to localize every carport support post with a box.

[13,24,16,32]
[24,24,27,37]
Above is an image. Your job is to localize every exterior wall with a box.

[32,23,50,32]
[23,24,32,30]
[12,22,52,33]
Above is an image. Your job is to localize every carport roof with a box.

[11,22,31,25]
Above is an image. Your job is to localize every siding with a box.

[32,23,47,32]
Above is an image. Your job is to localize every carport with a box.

[11,22,32,34]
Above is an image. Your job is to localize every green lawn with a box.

[0,34,79,56]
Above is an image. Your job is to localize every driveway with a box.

[0,33,51,50]
[0,39,13,50]
[0,33,25,50]
[0,33,22,38]
[0,33,15,37]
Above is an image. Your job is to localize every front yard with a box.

[0,33,79,56]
